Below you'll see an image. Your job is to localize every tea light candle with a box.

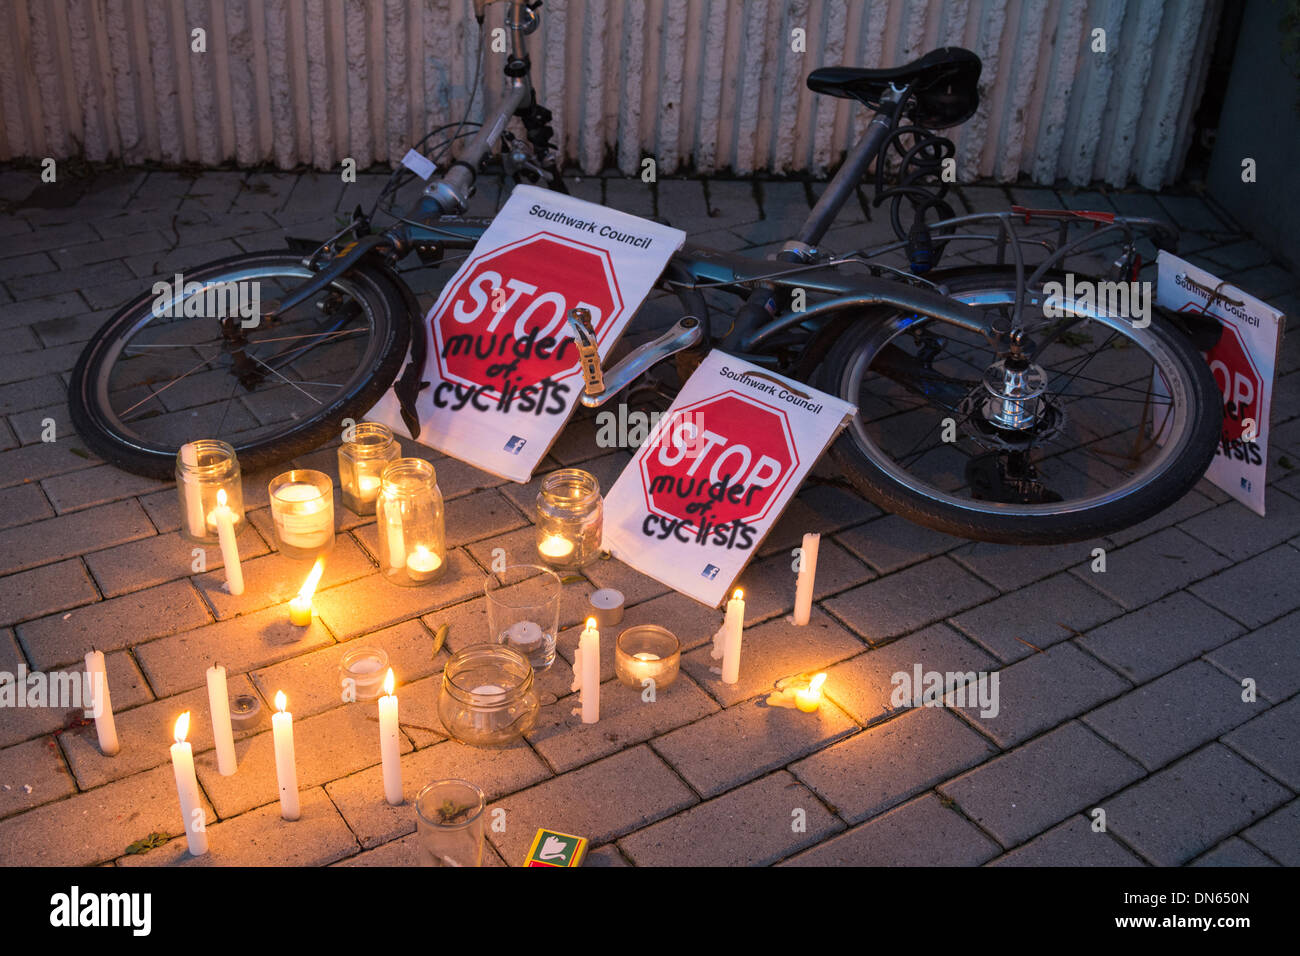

[357,473,381,500]
[588,588,624,628]
[406,546,441,583]
[206,663,238,776]
[229,693,262,731]
[792,532,820,626]
[504,619,545,655]
[571,617,600,724]
[273,481,331,549]
[719,588,745,684]
[84,649,119,756]
[614,625,681,688]
[537,534,575,562]
[209,489,244,596]
[289,557,325,627]
[378,669,402,805]
[272,691,300,821]
[170,712,209,856]
[795,673,827,712]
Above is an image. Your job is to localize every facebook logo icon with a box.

[503,436,527,455]
[701,564,720,580]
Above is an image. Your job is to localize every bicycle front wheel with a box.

[69,251,410,479]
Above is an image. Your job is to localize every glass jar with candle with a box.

[377,458,445,587]
[535,468,603,569]
[268,470,335,559]
[175,440,244,545]
[437,645,540,747]
[484,565,561,671]
[337,421,399,516]
[615,625,681,688]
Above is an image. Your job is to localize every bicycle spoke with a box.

[118,350,224,418]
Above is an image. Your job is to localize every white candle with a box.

[571,617,600,724]
[273,482,331,549]
[272,691,300,821]
[588,588,624,628]
[84,650,119,756]
[209,489,244,596]
[378,669,402,805]
[357,474,381,500]
[383,497,406,571]
[504,619,545,654]
[170,712,209,856]
[538,534,575,561]
[633,652,661,661]
[179,442,207,538]
[206,664,237,776]
[289,557,325,627]
[792,532,820,626]
[721,588,745,684]
[405,546,441,583]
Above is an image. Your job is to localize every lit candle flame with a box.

[297,557,325,602]
[733,588,744,600]
[586,616,597,630]
[275,690,288,713]
[216,488,228,508]
[807,673,827,695]
[174,711,190,744]
[383,668,395,697]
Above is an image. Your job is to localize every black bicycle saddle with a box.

[807,47,982,129]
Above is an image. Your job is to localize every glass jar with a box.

[338,422,399,516]
[534,468,602,569]
[338,646,389,702]
[615,625,681,688]
[437,645,540,747]
[377,458,445,587]
[268,469,335,560]
[176,440,244,545]
[484,565,561,671]
[415,779,486,867]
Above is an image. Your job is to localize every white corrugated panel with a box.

[0,0,1220,188]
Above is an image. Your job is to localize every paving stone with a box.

[0,499,155,577]
[679,608,864,707]
[1191,837,1279,867]
[1069,528,1230,610]
[312,549,483,640]
[781,794,1001,867]
[1239,798,1300,866]
[1105,486,1217,547]
[1179,491,1300,561]
[324,737,551,850]
[756,483,880,558]
[497,449,630,515]
[39,465,169,515]
[86,526,270,600]
[0,762,212,866]
[0,291,86,331]
[0,648,151,749]
[956,641,1130,748]
[528,673,718,773]
[950,538,1102,591]
[0,737,76,820]
[134,602,333,698]
[8,404,78,448]
[463,524,540,572]
[20,579,211,670]
[1155,195,1232,233]
[1189,543,1300,628]
[0,374,66,417]
[834,513,964,574]
[1206,610,1300,704]
[1078,591,1244,683]
[1221,694,1300,790]
[577,554,672,609]
[987,814,1145,866]
[59,672,259,790]
[939,721,1146,848]
[486,745,697,864]
[5,261,132,304]
[950,572,1124,664]
[1104,744,1291,866]
[652,696,857,798]
[791,706,995,823]
[118,787,357,867]
[1082,661,1264,771]
[334,830,509,867]
[619,770,842,866]
[823,556,997,643]
[425,453,507,500]
[654,178,712,234]
[0,440,100,489]
[0,558,99,628]
[354,488,524,558]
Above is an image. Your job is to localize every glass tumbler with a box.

[376,458,445,586]
[535,468,603,570]
[414,779,487,867]
[176,440,244,545]
[484,565,561,671]
[268,469,335,560]
[338,421,400,515]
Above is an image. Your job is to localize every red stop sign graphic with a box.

[1201,320,1262,441]
[639,391,800,529]
[431,232,623,395]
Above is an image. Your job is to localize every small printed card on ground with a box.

[524,828,588,867]
[1155,251,1286,515]
[367,183,685,481]
[601,350,856,607]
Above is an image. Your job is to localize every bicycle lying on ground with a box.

[69,0,1222,545]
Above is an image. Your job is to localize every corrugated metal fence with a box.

[0,0,1222,188]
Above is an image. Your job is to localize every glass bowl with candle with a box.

[176,439,244,545]
[437,646,540,747]
[268,470,335,560]
[377,458,445,587]
[535,468,603,570]
[338,421,400,516]
[338,646,390,701]
[615,625,681,688]
[484,565,561,671]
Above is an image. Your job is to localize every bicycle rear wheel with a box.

[69,251,410,479]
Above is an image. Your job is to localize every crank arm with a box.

[577,316,704,408]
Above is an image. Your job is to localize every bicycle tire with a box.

[69,251,411,480]
[813,268,1223,544]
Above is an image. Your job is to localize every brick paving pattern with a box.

[0,166,1297,866]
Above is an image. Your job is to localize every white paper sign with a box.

[367,184,685,481]
[602,350,856,606]
[1155,251,1286,515]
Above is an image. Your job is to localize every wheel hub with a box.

[981,356,1047,430]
